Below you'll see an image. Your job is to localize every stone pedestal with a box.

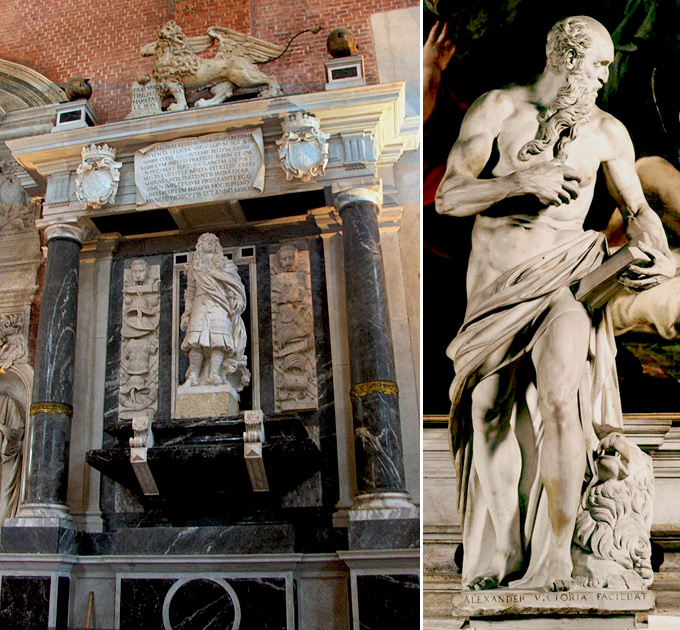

[334,187,418,549]
[455,589,654,630]
[175,385,239,418]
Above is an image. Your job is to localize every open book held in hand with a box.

[574,240,650,310]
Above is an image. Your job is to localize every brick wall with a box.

[0,0,417,123]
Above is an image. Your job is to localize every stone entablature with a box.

[5,83,418,234]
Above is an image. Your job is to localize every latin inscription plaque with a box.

[135,129,265,208]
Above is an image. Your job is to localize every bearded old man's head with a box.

[519,16,614,162]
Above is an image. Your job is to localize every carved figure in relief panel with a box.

[0,161,35,233]
[270,245,317,411]
[119,259,160,419]
[0,313,28,370]
[180,233,250,392]
[435,16,674,592]
[0,393,23,522]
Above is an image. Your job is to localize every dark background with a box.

[423,0,680,415]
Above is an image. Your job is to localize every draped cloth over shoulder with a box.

[181,262,247,357]
[448,230,624,585]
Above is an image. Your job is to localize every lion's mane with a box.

[152,21,199,84]
[573,443,654,587]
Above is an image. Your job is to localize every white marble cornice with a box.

[6,82,418,204]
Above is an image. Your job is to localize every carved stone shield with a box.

[75,144,122,209]
[276,111,330,182]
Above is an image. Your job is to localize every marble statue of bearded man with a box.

[435,16,674,592]
[180,233,249,393]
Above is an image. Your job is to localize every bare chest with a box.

[492,109,609,187]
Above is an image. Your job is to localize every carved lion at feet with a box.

[572,432,654,589]
[141,21,284,111]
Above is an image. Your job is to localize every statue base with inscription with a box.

[455,589,654,630]
[175,384,239,418]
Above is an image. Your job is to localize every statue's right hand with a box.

[513,160,582,206]
[180,313,189,331]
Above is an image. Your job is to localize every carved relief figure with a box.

[0,161,35,233]
[0,393,23,522]
[119,259,160,420]
[140,21,284,112]
[270,245,317,411]
[180,233,250,393]
[435,17,674,591]
[0,313,28,370]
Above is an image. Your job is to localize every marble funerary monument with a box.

[0,10,420,628]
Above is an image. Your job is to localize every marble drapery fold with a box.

[448,230,625,586]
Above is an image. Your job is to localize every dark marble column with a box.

[334,188,418,549]
[14,223,86,526]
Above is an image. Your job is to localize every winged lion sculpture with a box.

[140,21,287,111]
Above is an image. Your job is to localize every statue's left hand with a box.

[619,235,676,290]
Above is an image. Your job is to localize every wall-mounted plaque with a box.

[135,129,265,208]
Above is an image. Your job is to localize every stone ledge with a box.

[454,589,654,617]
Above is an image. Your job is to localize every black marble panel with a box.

[355,574,419,630]
[352,392,405,494]
[119,578,174,630]
[0,526,80,555]
[157,254,175,421]
[229,578,287,629]
[348,518,419,550]
[103,256,124,428]
[56,576,69,630]
[167,579,236,629]
[0,576,50,630]
[89,524,294,555]
[119,577,288,630]
[33,237,81,404]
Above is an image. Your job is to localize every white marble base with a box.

[469,617,635,629]
[455,589,654,617]
[5,516,75,529]
[175,384,239,418]
[648,615,680,629]
[349,492,418,521]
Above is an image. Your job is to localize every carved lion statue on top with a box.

[140,21,285,111]
[572,432,655,589]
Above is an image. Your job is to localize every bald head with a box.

[546,16,614,74]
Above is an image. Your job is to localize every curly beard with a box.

[518,69,598,162]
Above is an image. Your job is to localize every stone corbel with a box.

[243,409,269,492]
[129,415,159,496]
